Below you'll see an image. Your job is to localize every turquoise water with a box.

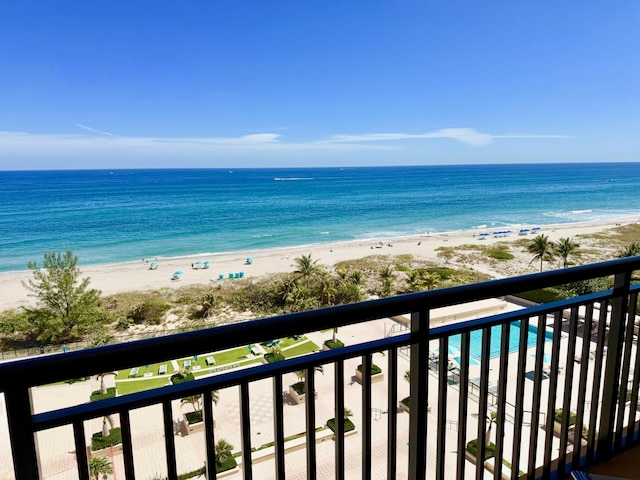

[1,163,640,273]
[448,321,554,360]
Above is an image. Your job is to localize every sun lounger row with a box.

[217,272,244,280]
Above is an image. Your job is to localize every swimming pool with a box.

[447,320,553,360]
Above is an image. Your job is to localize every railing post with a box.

[4,384,41,480]
[597,270,632,461]
[408,309,429,480]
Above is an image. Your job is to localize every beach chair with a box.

[158,364,167,375]
[206,356,215,366]
[219,274,224,280]
[239,271,244,278]
[229,273,234,279]
[129,367,139,377]
[234,273,240,278]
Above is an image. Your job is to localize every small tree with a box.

[89,456,112,480]
[485,411,498,448]
[214,439,234,470]
[22,250,102,343]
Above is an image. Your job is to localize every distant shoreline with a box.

[1,215,636,313]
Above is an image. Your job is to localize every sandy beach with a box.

[1,217,637,313]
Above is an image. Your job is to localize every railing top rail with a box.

[1,256,638,387]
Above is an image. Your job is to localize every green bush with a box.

[291,381,306,395]
[185,410,203,424]
[326,418,355,433]
[514,288,568,304]
[485,249,515,260]
[90,387,116,402]
[401,396,410,407]
[127,299,169,325]
[324,339,344,349]
[466,438,496,460]
[91,427,122,450]
[554,408,577,426]
[264,352,285,363]
[357,363,382,375]
[170,372,195,384]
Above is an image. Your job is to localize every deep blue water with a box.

[1,163,639,273]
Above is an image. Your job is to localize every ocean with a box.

[1,163,639,273]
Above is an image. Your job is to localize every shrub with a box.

[90,387,116,402]
[127,299,169,325]
[466,438,496,460]
[91,427,122,450]
[401,396,410,407]
[514,288,568,304]
[554,408,577,426]
[291,381,306,395]
[264,352,285,362]
[170,372,195,384]
[324,339,344,349]
[357,363,382,375]
[485,249,515,260]
[326,418,355,433]
[185,410,203,424]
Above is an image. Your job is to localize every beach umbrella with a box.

[150,261,158,265]
[174,270,183,275]
[195,261,203,265]
[204,260,211,265]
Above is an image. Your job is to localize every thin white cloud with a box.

[76,123,113,136]
[325,128,570,146]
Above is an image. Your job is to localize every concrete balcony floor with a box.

[587,443,640,479]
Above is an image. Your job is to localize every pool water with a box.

[448,321,553,360]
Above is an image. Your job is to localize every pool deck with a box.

[1,298,636,479]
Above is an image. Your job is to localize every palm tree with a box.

[293,253,322,288]
[485,411,498,448]
[199,292,217,318]
[554,237,580,268]
[89,456,112,480]
[379,265,395,297]
[214,439,234,470]
[528,234,555,272]
[618,242,640,258]
[96,371,117,395]
[294,365,324,393]
[181,394,203,412]
[316,270,336,306]
[406,270,424,292]
[422,272,440,291]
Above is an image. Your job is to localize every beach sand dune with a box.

[0,218,634,312]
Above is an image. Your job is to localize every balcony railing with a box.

[1,257,640,479]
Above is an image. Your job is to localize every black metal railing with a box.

[1,257,640,479]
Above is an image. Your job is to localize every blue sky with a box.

[1,1,639,169]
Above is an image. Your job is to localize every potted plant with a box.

[355,363,384,384]
[326,408,357,439]
[289,366,323,405]
[181,390,219,434]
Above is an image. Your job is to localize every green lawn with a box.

[115,362,175,380]
[116,377,169,395]
[283,341,319,358]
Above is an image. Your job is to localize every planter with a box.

[289,384,318,405]
[398,397,430,414]
[355,368,384,384]
[553,421,588,446]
